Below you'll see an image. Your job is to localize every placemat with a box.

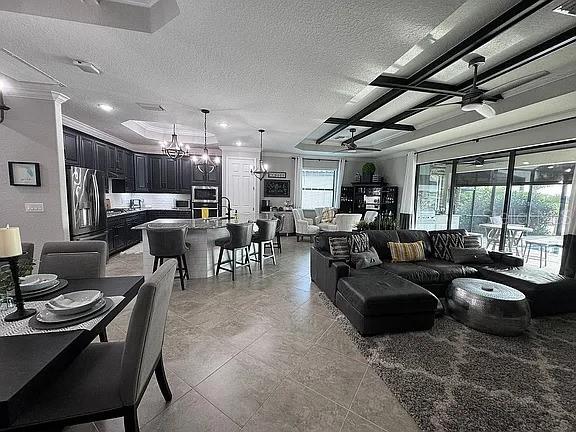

[0,296,124,337]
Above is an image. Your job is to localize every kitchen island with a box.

[133,214,274,279]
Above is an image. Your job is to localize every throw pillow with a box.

[351,246,382,269]
[451,247,494,264]
[430,231,464,261]
[321,208,336,223]
[329,236,350,260]
[463,234,482,249]
[349,232,370,253]
[388,241,426,263]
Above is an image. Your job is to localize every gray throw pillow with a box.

[351,246,382,269]
[329,237,350,260]
[451,247,493,264]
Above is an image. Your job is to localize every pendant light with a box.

[161,124,190,160]
[192,109,221,173]
[251,129,268,180]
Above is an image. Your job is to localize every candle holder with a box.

[1,255,36,322]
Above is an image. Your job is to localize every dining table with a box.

[0,276,143,429]
[478,223,534,254]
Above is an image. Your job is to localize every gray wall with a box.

[377,155,407,206]
[0,93,69,259]
[260,156,295,208]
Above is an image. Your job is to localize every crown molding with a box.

[63,115,142,151]
[4,83,69,103]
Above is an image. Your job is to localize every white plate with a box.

[20,274,58,292]
[36,298,107,323]
[46,290,103,315]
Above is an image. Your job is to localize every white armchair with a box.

[292,208,319,241]
[318,214,362,232]
[314,207,336,225]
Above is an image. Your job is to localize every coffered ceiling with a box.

[0,0,574,158]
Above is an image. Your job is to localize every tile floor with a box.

[69,237,419,432]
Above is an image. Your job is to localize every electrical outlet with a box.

[24,203,44,213]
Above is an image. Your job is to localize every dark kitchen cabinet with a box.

[115,148,127,176]
[192,162,221,185]
[95,141,108,172]
[134,154,149,192]
[206,164,221,184]
[107,211,146,254]
[125,152,135,193]
[180,159,192,192]
[63,130,82,166]
[148,156,180,193]
[107,145,116,172]
[148,156,163,192]
[164,158,179,191]
[81,137,96,169]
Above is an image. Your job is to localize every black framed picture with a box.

[8,162,41,187]
[268,171,287,179]
[264,179,290,197]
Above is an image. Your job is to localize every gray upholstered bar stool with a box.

[215,222,253,281]
[251,219,278,270]
[147,225,189,290]
[273,213,286,253]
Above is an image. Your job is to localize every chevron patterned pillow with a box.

[430,232,465,261]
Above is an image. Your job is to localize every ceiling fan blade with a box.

[474,103,496,118]
[407,102,461,111]
[483,71,550,97]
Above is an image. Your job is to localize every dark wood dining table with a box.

[0,276,144,428]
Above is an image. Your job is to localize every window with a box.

[301,169,336,209]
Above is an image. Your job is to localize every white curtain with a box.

[334,159,346,207]
[293,156,303,208]
[560,171,576,277]
[399,151,416,229]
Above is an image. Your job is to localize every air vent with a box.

[73,60,101,74]
[137,103,166,111]
[553,1,576,16]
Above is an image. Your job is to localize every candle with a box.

[0,226,22,257]
[201,208,209,220]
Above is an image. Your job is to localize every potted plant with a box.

[361,163,376,183]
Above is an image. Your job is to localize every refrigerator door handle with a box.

[93,172,100,227]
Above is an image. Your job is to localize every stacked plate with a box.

[19,274,62,299]
[36,290,107,324]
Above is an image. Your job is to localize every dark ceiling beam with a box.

[347,26,576,143]
[325,117,415,131]
[370,75,502,101]
[316,0,553,144]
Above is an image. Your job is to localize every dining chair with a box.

[38,240,108,279]
[215,222,253,281]
[250,219,278,270]
[5,259,177,432]
[146,225,189,290]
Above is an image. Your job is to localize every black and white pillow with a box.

[351,247,382,269]
[463,235,482,249]
[349,232,370,253]
[430,232,464,261]
[329,237,350,259]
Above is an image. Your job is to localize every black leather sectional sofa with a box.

[311,229,576,335]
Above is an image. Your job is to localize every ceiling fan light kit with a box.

[338,128,381,153]
[251,129,269,180]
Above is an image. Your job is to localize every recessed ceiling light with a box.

[219,122,229,128]
[522,161,530,165]
[235,140,242,146]
[547,165,555,169]
[0,79,7,91]
[98,103,114,112]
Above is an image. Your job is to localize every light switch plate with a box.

[25,203,44,213]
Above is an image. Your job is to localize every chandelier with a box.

[250,129,268,180]
[192,109,220,173]
[161,124,190,160]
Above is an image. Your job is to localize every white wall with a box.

[260,156,295,208]
[0,90,70,259]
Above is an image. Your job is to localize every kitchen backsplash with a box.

[106,193,191,209]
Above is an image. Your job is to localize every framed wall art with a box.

[264,179,290,197]
[8,162,41,187]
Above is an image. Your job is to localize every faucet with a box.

[220,196,232,220]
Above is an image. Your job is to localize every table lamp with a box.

[0,226,36,321]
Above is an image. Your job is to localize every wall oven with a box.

[192,186,218,203]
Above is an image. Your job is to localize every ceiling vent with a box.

[73,60,101,74]
[137,103,166,111]
[553,1,576,16]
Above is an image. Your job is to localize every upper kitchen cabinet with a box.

[115,148,127,176]
[125,152,135,193]
[95,141,108,172]
[191,162,221,185]
[148,155,180,193]
[81,136,96,169]
[106,145,116,173]
[134,154,149,192]
[63,130,82,166]
[180,158,192,192]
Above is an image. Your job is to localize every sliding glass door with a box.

[414,162,453,230]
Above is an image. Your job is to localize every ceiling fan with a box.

[408,55,549,119]
[337,128,381,153]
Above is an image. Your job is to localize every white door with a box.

[227,157,257,215]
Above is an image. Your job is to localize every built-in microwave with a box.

[192,186,218,203]
[174,199,191,209]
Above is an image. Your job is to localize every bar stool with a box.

[147,225,189,290]
[215,222,253,281]
[273,213,285,253]
[251,219,278,270]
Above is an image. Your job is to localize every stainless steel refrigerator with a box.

[67,166,107,242]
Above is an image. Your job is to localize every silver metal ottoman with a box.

[446,278,531,336]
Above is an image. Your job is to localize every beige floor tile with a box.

[244,330,313,374]
[291,345,367,407]
[204,312,274,350]
[340,412,386,432]
[317,323,366,364]
[350,369,420,432]
[242,379,347,432]
[196,352,283,426]
[142,389,239,432]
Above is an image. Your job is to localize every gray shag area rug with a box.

[319,293,576,432]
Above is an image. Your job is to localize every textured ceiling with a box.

[0,0,467,154]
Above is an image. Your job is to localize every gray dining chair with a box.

[146,225,189,290]
[8,260,177,432]
[38,241,108,279]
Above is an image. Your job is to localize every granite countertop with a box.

[106,208,191,218]
[132,213,275,230]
